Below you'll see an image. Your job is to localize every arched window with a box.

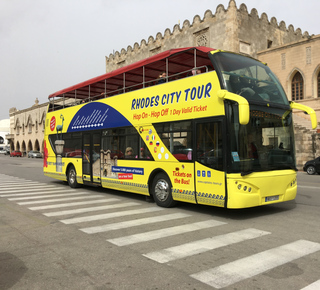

[318,71,320,98]
[291,72,304,101]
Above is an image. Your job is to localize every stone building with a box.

[7,0,320,168]
[105,0,308,71]
[7,99,47,156]
[258,34,320,121]
[258,35,320,167]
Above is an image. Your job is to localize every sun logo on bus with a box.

[50,116,56,131]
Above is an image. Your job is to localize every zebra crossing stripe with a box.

[190,239,320,289]
[143,228,270,263]
[44,202,140,217]
[301,279,320,290]
[61,207,166,225]
[0,174,24,177]
[8,191,90,200]
[80,213,191,234]
[3,188,72,197]
[0,176,28,181]
[107,220,226,246]
[17,195,104,205]
[0,186,57,195]
[28,198,120,210]
[298,185,320,190]
[0,182,41,188]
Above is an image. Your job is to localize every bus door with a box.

[83,132,101,185]
[194,118,226,207]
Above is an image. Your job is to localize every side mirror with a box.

[290,101,318,129]
[217,90,250,125]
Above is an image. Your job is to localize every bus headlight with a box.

[235,181,255,193]
[290,178,297,187]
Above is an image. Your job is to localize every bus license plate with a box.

[265,195,279,202]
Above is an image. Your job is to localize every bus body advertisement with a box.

[44,47,317,209]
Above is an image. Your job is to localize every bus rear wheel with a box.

[151,173,176,208]
[67,165,80,188]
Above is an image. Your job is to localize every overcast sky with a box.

[0,0,319,120]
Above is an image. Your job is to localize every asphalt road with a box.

[0,155,319,290]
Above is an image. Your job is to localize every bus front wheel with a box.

[67,166,80,188]
[151,173,176,208]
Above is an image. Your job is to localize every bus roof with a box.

[48,46,214,100]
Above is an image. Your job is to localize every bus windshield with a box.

[227,104,296,175]
[213,52,289,106]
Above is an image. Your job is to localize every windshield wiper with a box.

[274,165,297,171]
[241,171,253,176]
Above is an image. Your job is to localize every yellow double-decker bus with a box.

[44,47,317,208]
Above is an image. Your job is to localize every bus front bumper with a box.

[226,170,297,209]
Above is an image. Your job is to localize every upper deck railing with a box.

[48,47,215,112]
[48,65,210,112]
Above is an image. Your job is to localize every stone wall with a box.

[294,125,316,169]
[315,133,320,157]
[106,0,307,72]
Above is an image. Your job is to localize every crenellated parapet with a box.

[106,0,309,72]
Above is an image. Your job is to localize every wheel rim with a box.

[307,166,315,174]
[154,179,169,202]
[69,169,76,184]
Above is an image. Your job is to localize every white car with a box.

[27,150,42,158]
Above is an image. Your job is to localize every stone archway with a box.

[286,67,306,101]
[16,141,20,151]
[27,140,33,152]
[312,64,320,99]
[34,139,40,151]
[21,141,26,156]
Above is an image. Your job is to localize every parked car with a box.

[10,150,22,157]
[303,156,320,175]
[27,150,42,158]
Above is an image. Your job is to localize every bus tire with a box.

[151,173,176,208]
[67,165,80,188]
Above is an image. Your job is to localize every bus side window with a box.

[154,121,192,161]
[123,127,139,160]
[137,136,153,160]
